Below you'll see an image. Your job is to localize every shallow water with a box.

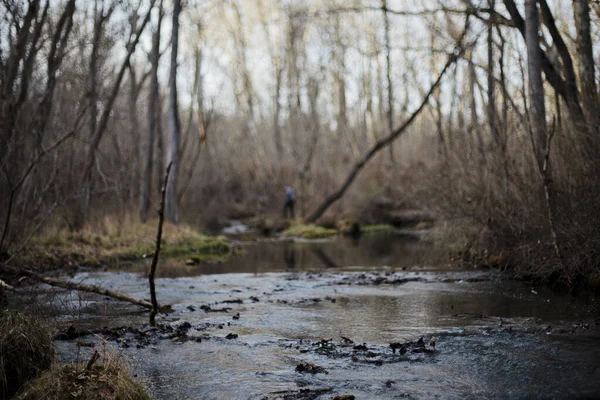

[24,232,600,399]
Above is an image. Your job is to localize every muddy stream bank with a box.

[15,230,600,399]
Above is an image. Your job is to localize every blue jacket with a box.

[286,187,295,201]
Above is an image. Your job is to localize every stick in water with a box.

[149,161,173,325]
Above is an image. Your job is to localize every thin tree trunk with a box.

[381,0,395,163]
[156,98,166,197]
[274,65,284,159]
[231,1,256,137]
[487,0,499,146]
[525,0,547,161]
[149,162,172,325]
[140,0,164,222]
[468,52,484,160]
[165,0,182,224]
[497,26,510,196]
[572,0,599,131]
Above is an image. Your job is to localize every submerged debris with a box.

[200,305,232,313]
[295,362,328,374]
[260,387,333,400]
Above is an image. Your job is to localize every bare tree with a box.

[81,0,157,219]
[524,0,546,160]
[231,0,257,137]
[381,0,395,163]
[572,0,599,132]
[486,0,498,146]
[258,0,285,160]
[140,0,165,222]
[524,0,562,269]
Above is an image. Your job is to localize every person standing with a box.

[283,186,295,219]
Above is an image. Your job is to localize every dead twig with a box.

[149,161,172,325]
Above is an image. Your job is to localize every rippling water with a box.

[20,231,600,399]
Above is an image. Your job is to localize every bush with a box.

[0,311,54,399]
[16,352,150,400]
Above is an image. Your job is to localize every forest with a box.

[1,0,600,399]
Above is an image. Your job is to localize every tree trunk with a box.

[274,65,284,159]
[381,0,395,163]
[149,162,172,325]
[525,0,547,161]
[165,0,182,224]
[497,25,510,196]
[503,0,587,134]
[468,52,484,160]
[140,0,164,222]
[572,0,599,131]
[524,1,562,270]
[487,0,499,146]
[231,1,256,137]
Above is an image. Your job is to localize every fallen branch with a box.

[0,279,14,291]
[85,350,100,371]
[3,265,160,310]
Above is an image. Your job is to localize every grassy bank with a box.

[14,220,232,269]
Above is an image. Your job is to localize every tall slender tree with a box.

[524,0,546,160]
[165,0,182,223]
[140,0,164,222]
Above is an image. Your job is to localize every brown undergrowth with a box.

[15,350,150,400]
[417,128,600,290]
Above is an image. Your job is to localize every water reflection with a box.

[283,244,296,269]
[118,232,441,278]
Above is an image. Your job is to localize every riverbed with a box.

[18,231,600,399]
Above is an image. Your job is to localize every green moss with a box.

[362,224,395,233]
[282,224,338,239]
[162,235,232,257]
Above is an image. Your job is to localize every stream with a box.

[17,229,600,399]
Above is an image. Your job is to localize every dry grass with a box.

[0,310,54,399]
[15,351,150,400]
[282,224,338,239]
